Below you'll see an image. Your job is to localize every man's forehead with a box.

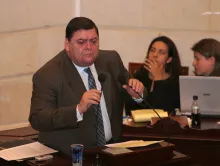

[72,29,98,39]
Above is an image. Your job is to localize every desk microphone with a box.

[118,76,177,147]
[117,76,161,120]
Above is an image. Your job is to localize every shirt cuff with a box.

[76,105,83,122]
[132,93,144,103]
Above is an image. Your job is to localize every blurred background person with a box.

[192,38,220,76]
[125,36,181,115]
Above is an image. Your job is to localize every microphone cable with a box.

[118,76,175,146]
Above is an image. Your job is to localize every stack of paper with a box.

[0,142,57,161]
[131,109,168,122]
[106,140,163,148]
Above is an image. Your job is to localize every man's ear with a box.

[210,56,216,65]
[64,38,70,52]
[167,57,172,64]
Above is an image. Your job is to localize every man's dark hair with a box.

[192,38,220,76]
[65,17,99,41]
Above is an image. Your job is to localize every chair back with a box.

[128,62,189,76]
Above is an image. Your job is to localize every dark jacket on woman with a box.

[125,67,180,115]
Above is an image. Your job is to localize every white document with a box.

[106,140,163,148]
[0,142,57,161]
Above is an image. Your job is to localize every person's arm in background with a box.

[107,50,146,100]
[124,67,148,115]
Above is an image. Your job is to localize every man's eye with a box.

[77,41,85,45]
[90,39,98,44]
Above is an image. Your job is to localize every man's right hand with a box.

[77,89,101,114]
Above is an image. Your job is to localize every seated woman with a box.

[191,38,220,76]
[125,36,181,115]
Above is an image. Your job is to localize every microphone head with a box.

[98,73,106,84]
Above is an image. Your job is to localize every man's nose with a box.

[85,41,92,49]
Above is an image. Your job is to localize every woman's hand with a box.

[144,58,164,80]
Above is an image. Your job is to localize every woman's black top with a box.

[125,67,180,115]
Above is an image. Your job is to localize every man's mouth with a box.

[84,53,93,56]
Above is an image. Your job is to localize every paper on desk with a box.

[103,147,133,155]
[0,142,57,161]
[131,109,168,122]
[106,140,163,148]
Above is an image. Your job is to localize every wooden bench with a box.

[128,62,189,77]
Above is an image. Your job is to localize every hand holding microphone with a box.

[78,89,102,114]
[78,74,107,114]
[118,76,161,119]
[122,78,144,99]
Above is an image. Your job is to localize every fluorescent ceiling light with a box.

[202,12,220,15]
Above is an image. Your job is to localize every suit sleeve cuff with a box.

[76,105,83,122]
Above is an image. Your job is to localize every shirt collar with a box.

[73,63,95,73]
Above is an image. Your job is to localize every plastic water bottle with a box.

[191,95,201,127]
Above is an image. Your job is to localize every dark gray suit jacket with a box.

[29,49,130,154]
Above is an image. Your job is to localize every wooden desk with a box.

[0,126,38,144]
[0,126,38,137]
[0,150,190,166]
[123,117,220,166]
[0,126,191,166]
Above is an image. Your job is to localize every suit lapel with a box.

[62,50,113,117]
[62,52,86,101]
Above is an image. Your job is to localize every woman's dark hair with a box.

[191,38,220,76]
[65,17,99,41]
[146,36,181,78]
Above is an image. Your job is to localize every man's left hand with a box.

[122,78,144,98]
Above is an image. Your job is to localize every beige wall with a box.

[81,0,220,70]
[0,0,220,130]
[0,0,74,130]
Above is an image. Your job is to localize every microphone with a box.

[98,73,107,92]
[117,76,161,120]
[118,76,182,147]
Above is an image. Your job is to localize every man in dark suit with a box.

[29,17,145,154]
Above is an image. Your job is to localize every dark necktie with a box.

[84,67,106,147]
